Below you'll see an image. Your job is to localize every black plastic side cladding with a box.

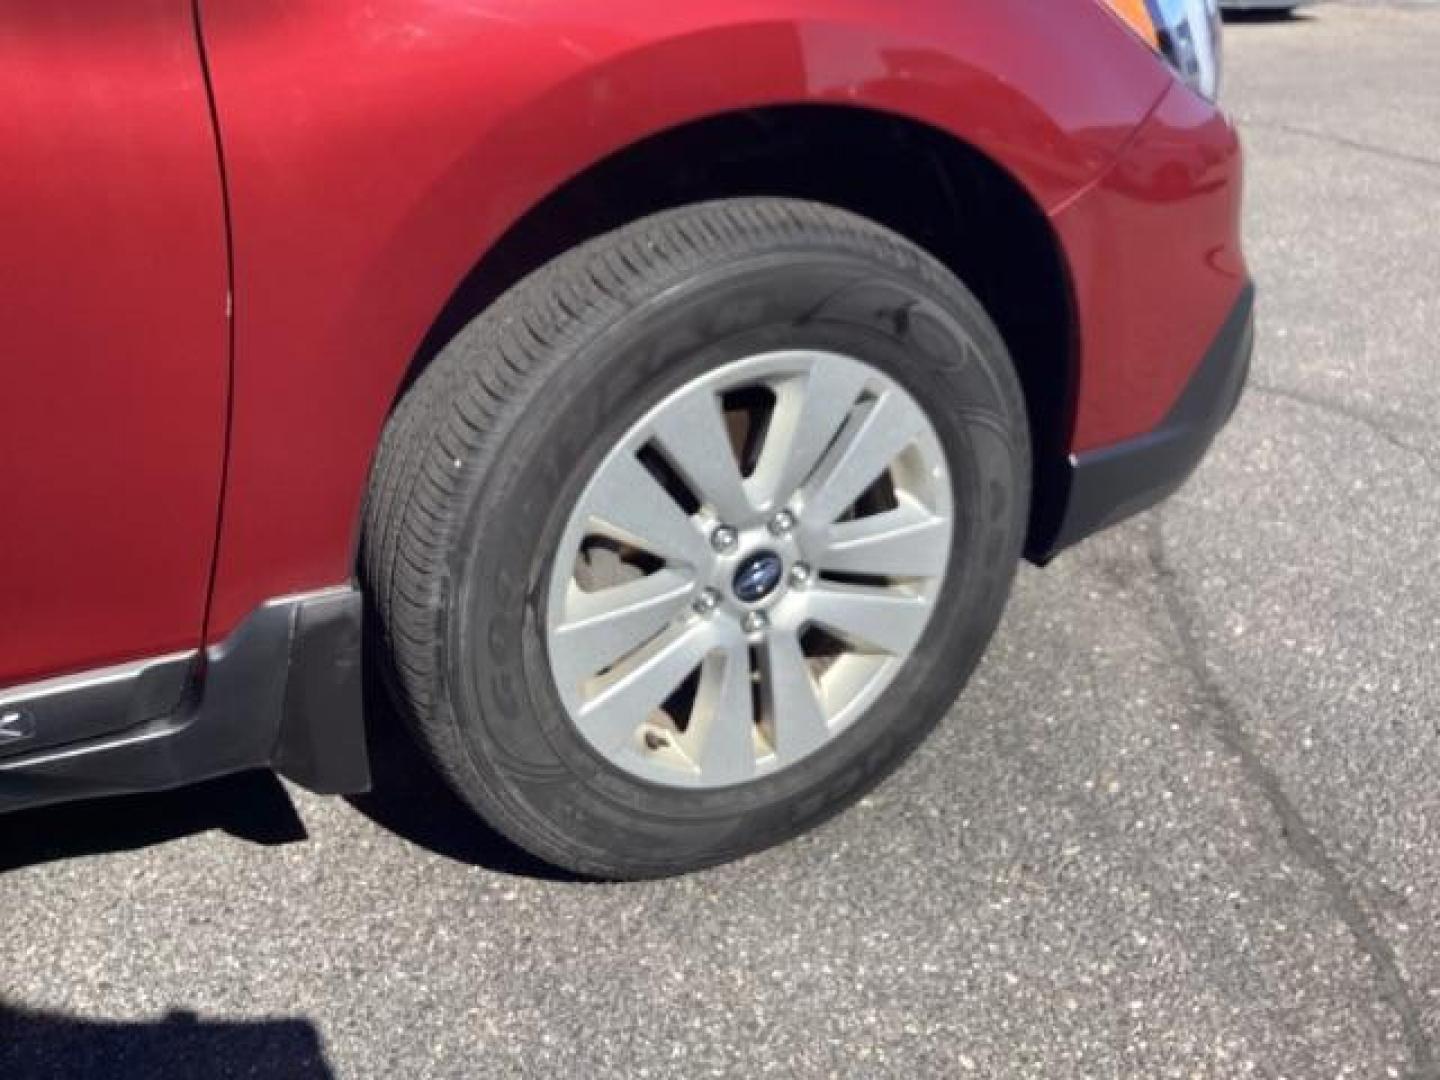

[0,587,370,815]
[1027,282,1255,562]
[0,653,195,763]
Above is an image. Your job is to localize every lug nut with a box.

[789,562,813,588]
[710,525,739,553]
[742,611,770,634]
[768,510,797,537]
[693,588,721,616]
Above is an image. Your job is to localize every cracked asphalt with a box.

[4,4,1439,1077]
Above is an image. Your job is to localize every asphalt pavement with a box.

[4,4,1439,1077]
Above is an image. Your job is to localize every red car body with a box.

[0,0,1247,809]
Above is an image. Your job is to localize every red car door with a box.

[0,1,229,687]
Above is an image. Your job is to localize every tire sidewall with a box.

[440,247,1029,874]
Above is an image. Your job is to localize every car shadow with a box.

[0,1000,334,1080]
[1222,9,1316,25]
[344,679,583,883]
[0,770,308,874]
[0,678,578,882]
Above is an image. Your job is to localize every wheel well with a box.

[409,105,1076,557]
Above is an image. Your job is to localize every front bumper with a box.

[1029,282,1253,561]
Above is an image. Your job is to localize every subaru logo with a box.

[732,551,784,604]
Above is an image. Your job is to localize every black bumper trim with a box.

[1027,282,1255,562]
[0,587,370,815]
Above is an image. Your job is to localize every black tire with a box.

[363,198,1030,879]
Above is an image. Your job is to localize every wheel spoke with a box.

[584,452,712,570]
[550,570,694,693]
[802,583,931,656]
[760,627,830,761]
[817,499,950,580]
[802,390,924,527]
[688,643,757,785]
[575,622,715,752]
[749,361,868,512]
[547,347,954,790]
[649,386,752,524]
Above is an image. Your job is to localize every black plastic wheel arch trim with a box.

[0,586,370,814]
[1026,281,1255,563]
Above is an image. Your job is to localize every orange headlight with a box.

[1105,0,1161,49]
[1101,0,1223,102]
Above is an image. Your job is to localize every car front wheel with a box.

[363,198,1030,878]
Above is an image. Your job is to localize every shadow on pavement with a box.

[0,771,307,874]
[0,679,579,881]
[0,1001,333,1079]
[1222,8,1315,25]
[345,679,582,883]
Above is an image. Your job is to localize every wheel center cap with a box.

[732,550,785,604]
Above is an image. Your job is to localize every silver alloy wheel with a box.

[544,350,954,789]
